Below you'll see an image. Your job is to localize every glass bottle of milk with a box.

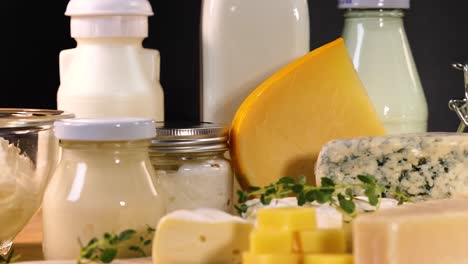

[201,0,310,125]
[339,0,428,133]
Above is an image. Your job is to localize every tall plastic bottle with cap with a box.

[339,0,428,133]
[57,0,164,120]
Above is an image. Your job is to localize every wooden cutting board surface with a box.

[13,211,43,261]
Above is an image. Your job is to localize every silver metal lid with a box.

[0,109,74,128]
[150,122,229,153]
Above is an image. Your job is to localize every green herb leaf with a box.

[237,190,249,203]
[358,175,375,185]
[99,248,117,263]
[260,194,272,205]
[291,184,304,193]
[338,194,356,214]
[305,190,316,202]
[297,192,306,206]
[321,177,335,187]
[248,186,261,192]
[364,187,379,206]
[118,229,136,241]
[278,177,295,185]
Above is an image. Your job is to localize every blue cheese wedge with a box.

[152,208,253,264]
[315,133,468,199]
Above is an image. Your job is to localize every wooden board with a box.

[13,211,43,261]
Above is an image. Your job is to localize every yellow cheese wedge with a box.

[257,207,317,231]
[243,253,301,264]
[230,38,385,187]
[303,254,354,264]
[250,229,294,254]
[299,229,346,254]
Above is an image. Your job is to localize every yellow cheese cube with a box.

[230,38,386,187]
[243,253,300,264]
[250,229,294,254]
[303,254,354,264]
[299,229,346,254]
[257,207,317,231]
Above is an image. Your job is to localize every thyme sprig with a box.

[77,225,155,264]
[0,249,20,264]
[235,175,411,218]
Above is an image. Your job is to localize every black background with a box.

[4,1,468,131]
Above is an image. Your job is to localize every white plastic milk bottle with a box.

[340,0,428,133]
[201,0,310,125]
[57,0,164,120]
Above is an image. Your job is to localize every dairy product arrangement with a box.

[4,0,467,263]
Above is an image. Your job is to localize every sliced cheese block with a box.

[250,229,294,254]
[257,207,317,231]
[243,253,300,264]
[303,254,354,264]
[299,229,346,254]
[353,198,468,264]
[316,133,468,199]
[230,38,385,188]
[152,208,253,264]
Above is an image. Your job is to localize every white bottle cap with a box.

[54,118,156,141]
[65,0,154,38]
[338,0,410,9]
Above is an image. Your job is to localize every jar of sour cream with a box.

[42,118,165,260]
[149,122,233,214]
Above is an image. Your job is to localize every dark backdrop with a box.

[4,1,468,131]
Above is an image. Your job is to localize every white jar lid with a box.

[338,0,410,9]
[54,118,156,141]
[65,0,154,16]
[65,0,154,38]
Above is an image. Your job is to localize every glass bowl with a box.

[0,109,73,255]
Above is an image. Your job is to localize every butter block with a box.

[257,207,317,231]
[303,254,354,264]
[231,38,385,187]
[316,133,468,199]
[299,229,346,254]
[250,229,294,254]
[353,198,468,264]
[243,253,300,264]
[152,208,253,264]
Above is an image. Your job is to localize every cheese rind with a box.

[316,133,468,199]
[231,38,385,187]
[353,198,468,264]
[152,208,253,264]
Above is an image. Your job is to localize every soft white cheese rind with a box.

[153,208,253,264]
[315,133,468,199]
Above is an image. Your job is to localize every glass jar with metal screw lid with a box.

[149,122,233,214]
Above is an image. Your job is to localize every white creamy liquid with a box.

[0,138,38,254]
[42,145,165,260]
[342,10,428,134]
[156,159,232,214]
[201,0,310,125]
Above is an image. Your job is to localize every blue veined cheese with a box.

[315,133,468,200]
